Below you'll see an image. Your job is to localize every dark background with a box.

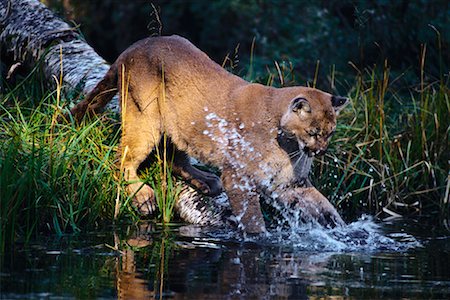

[46,0,448,89]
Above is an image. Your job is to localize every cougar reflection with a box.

[112,223,341,299]
[115,224,155,300]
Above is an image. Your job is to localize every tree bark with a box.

[0,0,119,111]
[0,0,230,226]
[0,0,344,230]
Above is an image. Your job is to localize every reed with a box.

[150,147,181,226]
[0,80,132,252]
[1,44,448,250]
[313,62,449,221]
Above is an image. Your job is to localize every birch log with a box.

[0,0,344,230]
[0,0,118,111]
[0,0,231,226]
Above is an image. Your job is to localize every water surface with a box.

[1,217,449,299]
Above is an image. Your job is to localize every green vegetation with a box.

[0,72,183,252]
[313,63,449,221]
[0,77,121,252]
[1,1,448,250]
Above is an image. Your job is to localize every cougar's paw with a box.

[304,188,345,227]
[190,174,223,197]
[312,201,345,228]
[127,183,156,215]
[278,187,345,228]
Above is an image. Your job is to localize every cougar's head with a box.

[280,89,348,157]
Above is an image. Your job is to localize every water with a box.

[1,217,449,299]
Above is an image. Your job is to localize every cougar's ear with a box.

[291,97,311,114]
[331,96,349,115]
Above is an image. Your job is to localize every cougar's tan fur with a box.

[70,35,348,233]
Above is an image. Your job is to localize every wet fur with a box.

[70,35,347,233]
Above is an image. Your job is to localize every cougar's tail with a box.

[70,62,118,122]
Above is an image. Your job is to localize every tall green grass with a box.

[313,64,449,221]
[0,82,130,252]
[1,53,448,251]
[0,73,182,251]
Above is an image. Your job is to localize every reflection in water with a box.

[115,228,154,299]
[117,248,154,299]
[1,219,449,299]
[112,223,326,299]
[109,218,441,299]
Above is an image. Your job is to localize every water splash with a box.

[195,111,422,251]
[180,215,422,253]
[265,215,422,252]
[177,181,422,252]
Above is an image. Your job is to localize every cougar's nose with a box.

[303,146,313,157]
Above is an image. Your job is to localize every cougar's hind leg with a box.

[121,92,161,215]
[170,147,223,196]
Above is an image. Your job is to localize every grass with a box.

[312,63,449,222]
[0,67,182,252]
[0,52,448,251]
[0,87,124,252]
[151,146,181,226]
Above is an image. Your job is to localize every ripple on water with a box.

[272,215,423,252]
[194,215,422,252]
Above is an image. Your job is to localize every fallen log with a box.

[0,0,228,226]
[0,0,344,231]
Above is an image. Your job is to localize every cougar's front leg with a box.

[171,149,223,196]
[221,168,266,234]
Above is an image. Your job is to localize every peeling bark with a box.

[0,0,343,230]
[0,0,117,110]
[176,186,232,226]
[0,0,229,226]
